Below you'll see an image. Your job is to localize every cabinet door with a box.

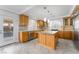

[19,32,29,43]
[30,32,38,38]
[46,35,56,49]
[58,31,64,38]
[38,33,41,43]
[37,20,44,29]
[71,31,74,40]
[24,16,29,26]
[20,15,24,26]
[38,34,46,45]
[19,15,29,26]
[63,31,71,39]
[34,32,38,38]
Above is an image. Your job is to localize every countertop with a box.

[38,31,58,35]
[19,28,43,32]
[19,29,42,32]
[19,27,58,34]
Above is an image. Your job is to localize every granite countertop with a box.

[19,27,59,33]
[19,29,42,32]
[19,28,42,32]
[38,31,58,35]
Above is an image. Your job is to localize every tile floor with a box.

[0,39,79,54]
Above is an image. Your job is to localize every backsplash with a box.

[27,19,63,31]
[28,20,37,30]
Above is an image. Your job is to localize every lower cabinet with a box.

[38,33,58,49]
[19,31,39,43]
[30,32,38,39]
[45,34,57,49]
[19,32,29,43]
[58,31,74,40]
[38,34,46,45]
[58,31,64,38]
[33,32,38,38]
[64,31,71,39]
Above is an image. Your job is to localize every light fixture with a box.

[47,19,50,23]
[44,18,47,22]
[43,7,47,9]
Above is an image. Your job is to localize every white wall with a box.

[0,9,19,43]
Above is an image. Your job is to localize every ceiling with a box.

[0,5,74,20]
[0,5,35,14]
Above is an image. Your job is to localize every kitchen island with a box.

[38,31,58,49]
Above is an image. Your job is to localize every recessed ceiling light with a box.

[43,7,47,9]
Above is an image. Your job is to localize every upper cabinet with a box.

[19,14,29,27]
[37,20,44,28]
[60,16,73,31]
[37,20,48,30]
[63,16,73,26]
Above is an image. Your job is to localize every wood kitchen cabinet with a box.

[71,32,74,40]
[37,20,48,29]
[37,20,45,29]
[46,34,57,49]
[58,31,74,40]
[38,33,58,49]
[19,32,29,43]
[19,14,29,26]
[63,16,73,26]
[58,31,64,38]
[30,30,42,39]
[59,16,74,40]
[38,33,46,45]
[33,32,38,38]
[63,31,71,39]
[30,32,38,39]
